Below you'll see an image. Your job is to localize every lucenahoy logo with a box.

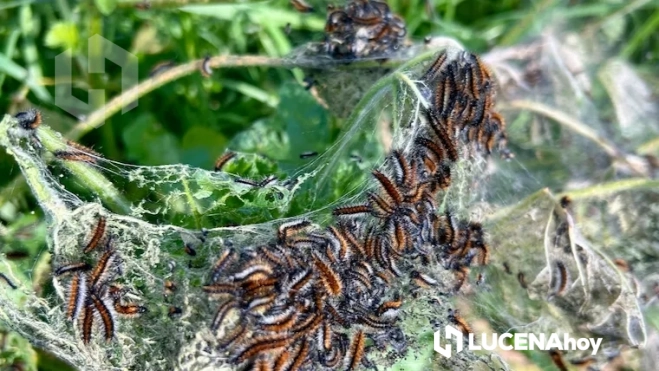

[434,326,603,358]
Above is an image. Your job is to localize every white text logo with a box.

[434,326,602,358]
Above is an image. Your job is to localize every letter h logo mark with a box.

[434,325,464,358]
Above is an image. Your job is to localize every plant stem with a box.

[181,177,202,229]
[66,55,286,139]
[0,114,131,215]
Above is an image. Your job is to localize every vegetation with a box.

[1,0,658,370]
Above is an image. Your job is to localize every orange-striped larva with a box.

[313,254,343,296]
[55,262,91,276]
[14,109,42,130]
[231,263,273,283]
[325,304,349,328]
[390,150,413,187]
[345,330,365,371]
[321,340,344,368]
[452,265,469,292]
[274,348,292,371]
[210,248,236,281]
[550,260,568,296]
[210,300,240,331]
[246,293,277,313]
[277,220,312,246]
[358,314,393,330]
[437,210,456,246]
[290,0,313,13]
[214,151,237,172]
[367,192,394,217]
[410,270,438,289]
[83,216,106,254]
[82,303,95,344]
[350,266,373,293]
[257,245,290,268]
[90,293,115,342]
[261,309,298,333]
[291,313,324,342]
[66,272,87,321]
[332,204,371,217]
[54,151,97,164]
[219,320,249,350]
[415,136,447,167]
[234,334,292,364]
[424,110,458,162]
[327,225,352,261]
[478,243,490,265]
[421,51,447,82]
[285,269,314,295]
[320,322,333,351]
[66,140,102,158]
[114,302,147,317]
[371,170,403,205]
[202,282,238,297]
[89,249,117,289]
[448,309,471,335]
[288,340,310,370]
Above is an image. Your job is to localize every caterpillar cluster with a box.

[204,50,508,370]
[323,0,407,59]
[54,216,146,344]
[420,51,510,158]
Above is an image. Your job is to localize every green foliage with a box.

[44,22,80,51]
[1,0,659,370]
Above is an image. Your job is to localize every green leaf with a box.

[221,79,279,107]
[180,125,227,168]
[130,23,165,55]
[44,22,79,50]
[0,53,51,102]
[275,82,329,164]
[230,120,289,161]
[94,0,117,15]
[122,114,181,165]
